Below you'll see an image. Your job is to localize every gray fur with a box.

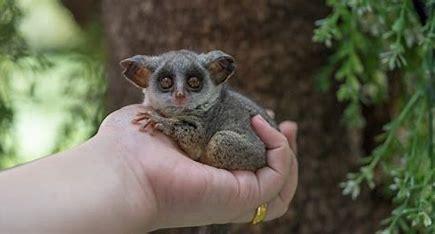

[122,50,276,171]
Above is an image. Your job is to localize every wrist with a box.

[90,133,159,232]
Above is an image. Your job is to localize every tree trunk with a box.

[101,1,390,233]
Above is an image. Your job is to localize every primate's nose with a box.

[175,90,185,99]
[173,90,186,106]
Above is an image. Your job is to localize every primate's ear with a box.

[120,55,156,88]
[203,50,236,85]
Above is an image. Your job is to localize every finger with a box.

[239,115,292,215]
[255,164,297,222]
[251,115,292,179]
[222,117,296,224]
[266,109,275,119]
[232,175,296,223]
[251,115,288,150]
[233,195,289,223]
[279,121,298,154]
[230,162,291,221]
[276,121,298,207]
[247,115,294,219]
[252,153,294,212]
[275,149,298,214]
[264,192,292,221]
[260,124,299,221]
[231,170,262,209]
[232,156,298,224]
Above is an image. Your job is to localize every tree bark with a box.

[101,1,390,233]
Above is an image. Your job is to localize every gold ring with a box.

[251,203,267,224]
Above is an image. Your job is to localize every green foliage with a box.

[314,0,434,233]
[0,0,26,59]
[0,0,106,167]
[50,26,107,152]
[0,0,29,167]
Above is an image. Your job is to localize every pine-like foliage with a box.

[314,0,434,233]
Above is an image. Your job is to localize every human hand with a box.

[97,104,298,231]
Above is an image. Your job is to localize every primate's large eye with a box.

[159,77,173,90]
[187,77,202,90]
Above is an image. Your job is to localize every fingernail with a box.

[255,115,268,125]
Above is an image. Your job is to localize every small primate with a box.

[120,50,276,171]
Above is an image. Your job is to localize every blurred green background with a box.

[0,0,105,168]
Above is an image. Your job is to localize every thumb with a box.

[279,121,298,154]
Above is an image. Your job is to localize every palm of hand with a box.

[98,105,297,230]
